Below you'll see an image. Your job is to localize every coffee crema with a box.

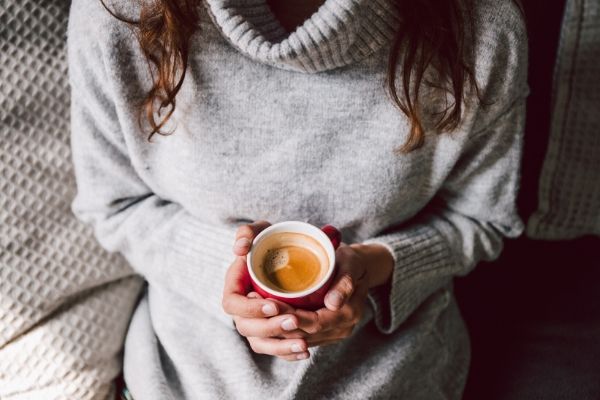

[251,231,329,293]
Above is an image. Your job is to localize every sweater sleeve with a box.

[361,97,527,334]
[67,19,237,327]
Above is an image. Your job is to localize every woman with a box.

[67,0,527,398]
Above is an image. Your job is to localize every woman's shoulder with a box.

[471,0,529,99]
[475,0,527,33]
[67,0,149,94]
[459,0,528,133]
[473,0,527,50]
[68,0,140,55]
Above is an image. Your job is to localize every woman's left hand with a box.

[281,242,395,347]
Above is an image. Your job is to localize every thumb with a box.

[324,249,365,311]
[232,220,271,256]
[324,272,355,311]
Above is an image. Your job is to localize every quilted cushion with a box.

[527,0,600,239]
[0,1,143,398]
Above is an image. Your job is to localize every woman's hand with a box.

[222,221,311,361]
[221,221,395,360]
[286,242,395,347]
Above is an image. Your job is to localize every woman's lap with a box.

[121,285,470,399]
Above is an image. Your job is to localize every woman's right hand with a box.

[221,221,311,361]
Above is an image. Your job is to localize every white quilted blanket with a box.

[0,1,143,399]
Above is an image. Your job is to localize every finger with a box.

[246,292,299,316]
[278,352,311,361]
[306,338,343,348]
[293,308,345,334]
[276,330,309,339]
[234,314,301,338]
[247,337,308,357]
[223,258,280,317]
[233,220,271,256]
[310,289,367,334]
[293,308,332,332]
[324,249,367,311]
[304,327,353,346]
[295,294,367,335]
[340,284,368,326]
[223,295,280,318]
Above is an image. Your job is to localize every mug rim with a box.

[247,221,336,298]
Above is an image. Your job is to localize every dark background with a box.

[456,1,600,398]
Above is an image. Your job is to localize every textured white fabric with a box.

[0,1,143,398]
[527,0,600,239]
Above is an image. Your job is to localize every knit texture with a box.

[68,0,528,398]
[527,0,600,239]
[0,1,143,399]
[203,0,400,72]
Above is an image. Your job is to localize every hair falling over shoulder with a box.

[100,0,524,154]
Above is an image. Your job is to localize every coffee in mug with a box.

[251,231,329,293]
[246,221,341,310]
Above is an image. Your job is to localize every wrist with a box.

[349,243,394,289]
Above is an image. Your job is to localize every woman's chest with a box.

[125,27,460,238]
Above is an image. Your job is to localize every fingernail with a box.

[234,237,251,250]
[281,318,297,331]
[291,343,303,353]
[327,291,344,308]
[262,303,277,316]
[296,353,309,360]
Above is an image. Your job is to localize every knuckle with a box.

[264,344,279,356]
[352,310,363,325]
[268,322,282,337]
[240,330,251,338]
[236,225,254,239]
[338,274,354,294]
[345,307,357,322]
[283,331,306,339]
[339,245,354,257]
[252,321,269,338]
[248,339,262,354]
[221,297,232,313]
[313,311,330,333]
[312,321,324,334]
[346,307,362,326]
[236,324,249,337]
[303,311,322,334]
[304,323,320,335]
[244,301,258,317]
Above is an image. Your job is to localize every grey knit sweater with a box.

[67,0,528,399]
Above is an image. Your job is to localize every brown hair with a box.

[100,0,523,153]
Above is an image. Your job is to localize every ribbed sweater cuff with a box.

[362,221,457,334]
[160,211,239,328]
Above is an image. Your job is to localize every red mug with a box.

[246,221,342,311]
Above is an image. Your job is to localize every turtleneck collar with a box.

[202,0,400,73]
